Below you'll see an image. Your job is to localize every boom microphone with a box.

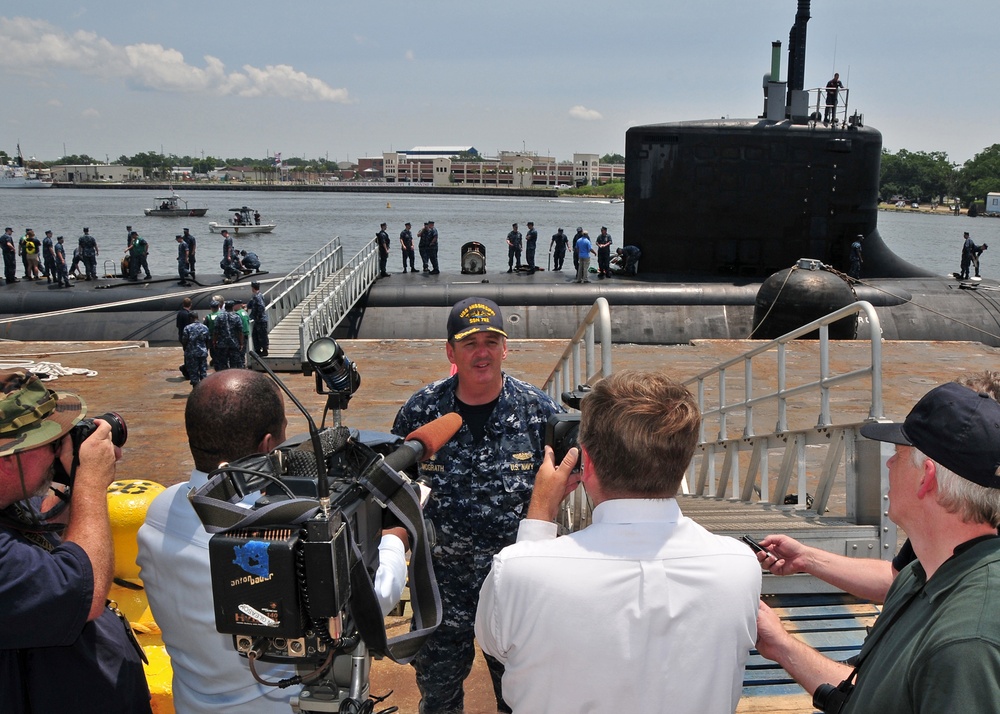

[384,412,463,473]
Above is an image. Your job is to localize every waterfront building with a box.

[50,164,144,183]
[382,148,623,188]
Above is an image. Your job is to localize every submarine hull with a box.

[0,276,258,345]
[3,269,1000,348]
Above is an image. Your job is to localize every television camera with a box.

[189,341,458,712]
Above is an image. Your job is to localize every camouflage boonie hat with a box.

[0,370,85,457]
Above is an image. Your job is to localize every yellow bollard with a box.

[107,480,175,712]
[107,480,164,582]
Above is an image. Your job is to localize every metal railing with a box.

[298,241,379,354]
[542,297,613,402]
[545,298,612,534]
[810,85,851,125]
[681,301,895,559]
[263,237,344,328]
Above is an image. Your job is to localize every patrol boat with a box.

[144,192,208,217]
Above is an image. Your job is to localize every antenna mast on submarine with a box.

[785,0,811,122]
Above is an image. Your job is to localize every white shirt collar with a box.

[591,498,681,525]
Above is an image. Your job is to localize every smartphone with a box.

[740,534,765,554]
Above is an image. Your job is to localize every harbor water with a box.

[1,188,996,280]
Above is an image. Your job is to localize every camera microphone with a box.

[384,412,463,473]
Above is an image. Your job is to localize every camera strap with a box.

[348,455,441,664]
[815,580,924,712]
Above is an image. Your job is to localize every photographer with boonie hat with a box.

[756,381,1000,714]
[0,370,151,712]
[392,297,561,713]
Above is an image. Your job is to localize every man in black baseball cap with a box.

[756,381,1000,713]
[391,297,560,711]
[446,297,508,342]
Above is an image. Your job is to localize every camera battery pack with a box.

[209,527,304,638]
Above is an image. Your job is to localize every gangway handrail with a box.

[542,297,613,403]
[684,300,883,440]
[298,241,379,355]
[545,297,612,535]
[263,237,343,327]
[681,300,895,562]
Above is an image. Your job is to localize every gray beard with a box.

[32,468,55,498]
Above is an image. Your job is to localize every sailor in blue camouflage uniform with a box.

[212,300,244,370]
[247,281,269,357]
[392,297,562,714]
[78,227,99,280]
[180,312,210,386]
[41,230,57,283]
[53,235,70,288]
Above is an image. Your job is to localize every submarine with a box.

[352,0,1000,347]
[3,0,1000,348]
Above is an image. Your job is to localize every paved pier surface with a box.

[1,337,996,712]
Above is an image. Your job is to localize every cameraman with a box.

[137,370,298,712]
[475,371,761,713]
[137,369,409,713]
[0,370,152,713]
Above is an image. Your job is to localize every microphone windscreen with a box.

[406,412,463,460]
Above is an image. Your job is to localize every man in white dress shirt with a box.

[476,370,761,714]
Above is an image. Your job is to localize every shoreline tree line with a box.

[7,145,997,205]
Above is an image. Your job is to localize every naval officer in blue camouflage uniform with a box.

[392,297,562,714]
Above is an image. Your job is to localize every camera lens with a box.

[307,338,361,394]
[96,411,128,447]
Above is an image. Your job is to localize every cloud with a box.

[569,105,603,121]
[0,16,351,103]
[81,108,99,118]
[405,50,415,62]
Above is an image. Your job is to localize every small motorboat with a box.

[144,193,208,217]
[208,206,276,235]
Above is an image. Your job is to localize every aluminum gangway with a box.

[256,238,378,371]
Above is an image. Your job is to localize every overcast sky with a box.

[3,1,996,165]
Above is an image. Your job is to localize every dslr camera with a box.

[544,385,591,470]
[53,412,128,491]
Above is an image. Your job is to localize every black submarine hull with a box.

[0,275,259,344]
[2,263,999,348]
[346,274,1000,347]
